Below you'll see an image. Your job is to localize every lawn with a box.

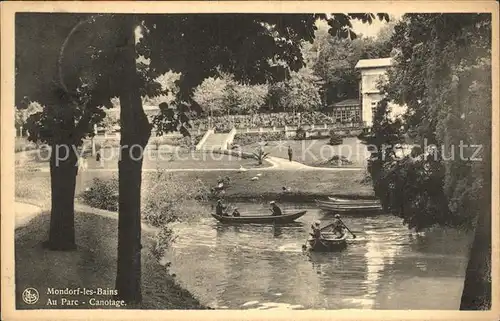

[15,211,207,309]
[240,137,371,168]
[15,137,38,153]
[15,140,373,208]
[15,170,52,209]
[168,169,374,202]
[16,148,269,171]
[16,165,373,210]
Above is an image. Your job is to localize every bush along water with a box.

[80,169,212,259]
[141,168,212,258]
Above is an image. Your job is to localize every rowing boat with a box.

[328,196,380,205]
[315,199,383,215]
[211,210,307,224]
[306,233,348,252]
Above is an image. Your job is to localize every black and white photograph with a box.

[1,1,498,320]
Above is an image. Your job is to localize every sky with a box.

[351,19,387,38]
[351,13,403,38]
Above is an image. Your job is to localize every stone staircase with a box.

[196,128,237,151]
[202,133,230,150]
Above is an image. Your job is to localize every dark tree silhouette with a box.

[369,13,492,309]
[16,14,117,250]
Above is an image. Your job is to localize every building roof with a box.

[331,98,360,107]
[355,58,393,69]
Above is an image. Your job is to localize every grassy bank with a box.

[15,170,52,208]
[161,169,374,202]
[15,167,374,208]
[15,211,208,309]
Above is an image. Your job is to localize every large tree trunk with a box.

[43,142,78,250]
[460,134,492,310]
[460,206,491,310]
[460,155,492,310]
[114,15,152,304]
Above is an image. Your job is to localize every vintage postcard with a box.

[1,1,498,320]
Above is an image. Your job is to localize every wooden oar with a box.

[338,218,356,239]
[320,222,334,231]
[320,221,356,239]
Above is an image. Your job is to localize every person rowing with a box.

[216,199,229,216]
[331,214,347,238]
[269,201,283,216]
[232,207,241,217]
[310,221,322,240]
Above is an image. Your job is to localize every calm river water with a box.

[165,202,473,310]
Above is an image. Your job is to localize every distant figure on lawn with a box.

[78,157,88,172]
[270,201,283,216]
[288,145,293,162]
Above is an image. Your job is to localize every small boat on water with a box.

[211,210,307,224]
[328,196,380,205]
[306,233,348,252]
[315,199,383,215]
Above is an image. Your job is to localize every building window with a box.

[333,106,361,123]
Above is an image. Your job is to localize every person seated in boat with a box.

[216,199,228,216]
[232,207,241,217]
[331,214,346,238]
[310,221,322,240]
[270,201,282,216]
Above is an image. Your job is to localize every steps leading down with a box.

[200,132,232,150]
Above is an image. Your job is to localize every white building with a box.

[355,58,406,127]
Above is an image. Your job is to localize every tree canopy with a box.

[303,19,395,105]
[365,13,491,310]
[15,12,390,303]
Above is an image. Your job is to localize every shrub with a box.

[142,169,211,227]
[141,169,212,257]
[81,177,119,211]
[329,130,343,145]
[232,131,286,146]
[191,111,336,130]
[295,127,306,140]
[252,147,270,165]
[319,155,353,166]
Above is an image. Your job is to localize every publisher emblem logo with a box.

[22,288,39,304]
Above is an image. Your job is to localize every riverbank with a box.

[168,169,374,202]
[16,166,374,209]
[15,211,208,309]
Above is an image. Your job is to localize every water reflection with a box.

[273,226,283,238]
[165,203,473,310]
